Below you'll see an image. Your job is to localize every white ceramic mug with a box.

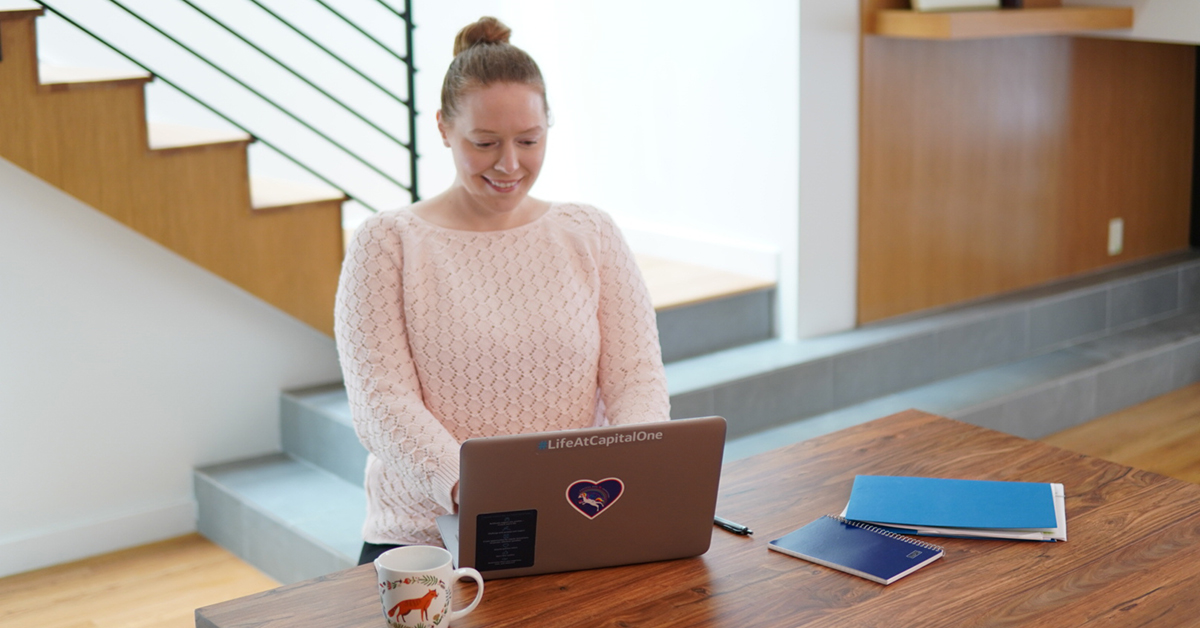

[375,545,484,628]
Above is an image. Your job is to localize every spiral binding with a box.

[827,515,945,553]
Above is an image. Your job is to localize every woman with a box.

[334,17,670,565]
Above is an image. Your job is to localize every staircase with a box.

[196,248,1199,583]
[1,7,345,334]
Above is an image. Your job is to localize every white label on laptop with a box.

[566,478,624,519]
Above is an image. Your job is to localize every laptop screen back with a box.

[449,416,726,579]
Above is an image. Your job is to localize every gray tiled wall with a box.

[669,253,1200,439]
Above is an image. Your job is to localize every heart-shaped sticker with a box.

[566,478,624,519]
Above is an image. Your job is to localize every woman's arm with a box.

[592,210,671,424]
[334,216,460,512]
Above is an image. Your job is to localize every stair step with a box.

[725,311,1200,461]
[0,6,41,22]
[250,176,346,212]
[281,384,362,487]
[646,254,775,362]
[37,63,152,91]
[635,254,775,311]
[195,454,363,584]
[147,122,252,152]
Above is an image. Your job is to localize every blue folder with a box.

[843,476,1058,530]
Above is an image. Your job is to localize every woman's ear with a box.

[437,110,451,147]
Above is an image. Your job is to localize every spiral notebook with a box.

[768,515,944,585]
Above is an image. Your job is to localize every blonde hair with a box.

[440,17,547,121]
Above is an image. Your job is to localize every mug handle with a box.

[448,567,485,621]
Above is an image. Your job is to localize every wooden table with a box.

[196,410,1200,627]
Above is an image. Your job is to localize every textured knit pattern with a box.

[334,203,670,545]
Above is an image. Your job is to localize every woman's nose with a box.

[494,144,518,174]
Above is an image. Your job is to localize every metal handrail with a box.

[35,0,419,209]
[105,0,410,191]
[243,0,410,108]
[177,0,411,152]
[312,0,407,66]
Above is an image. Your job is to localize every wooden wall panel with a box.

[858,20,1195,323]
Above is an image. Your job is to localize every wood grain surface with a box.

[195,410,1200,627]
[858,30,1194,323]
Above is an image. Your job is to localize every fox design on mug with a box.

[388,588,439,624]
[380,578,449,627]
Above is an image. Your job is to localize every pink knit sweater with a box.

[334,203,670,545]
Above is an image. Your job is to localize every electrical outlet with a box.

[1108,218,1124,256]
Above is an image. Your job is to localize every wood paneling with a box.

[858,8,1195,322]
[0,12,344,335]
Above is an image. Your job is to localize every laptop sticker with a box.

[566,478,624,519]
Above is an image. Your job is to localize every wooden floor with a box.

[0,534,278,628]
[1041,381,1200,485]
[3,382,1199,628]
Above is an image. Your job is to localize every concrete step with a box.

[280,384,362,487]
[725,310,1200,461]
[670,251,1200,437]
[194,453,363,584]
[637,255,775,362]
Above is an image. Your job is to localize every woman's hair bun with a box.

[453,17,512,56]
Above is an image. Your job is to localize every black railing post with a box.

[405,0,418,202]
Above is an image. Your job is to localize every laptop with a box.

[436,416,727,579]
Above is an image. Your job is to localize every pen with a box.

[714,515,753,536]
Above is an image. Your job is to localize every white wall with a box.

[0,157,343,577]
[797,1,860,338]
[1065,0,1200,45]
[414,1,802,330]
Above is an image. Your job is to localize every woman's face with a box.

[439,82,548,218]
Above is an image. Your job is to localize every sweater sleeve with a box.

[334,215,460,513]
[592,210,671,424]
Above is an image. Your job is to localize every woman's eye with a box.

[472,141,495,148]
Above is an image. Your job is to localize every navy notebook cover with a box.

[844,476,1058,530]
[768,515,943,585]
